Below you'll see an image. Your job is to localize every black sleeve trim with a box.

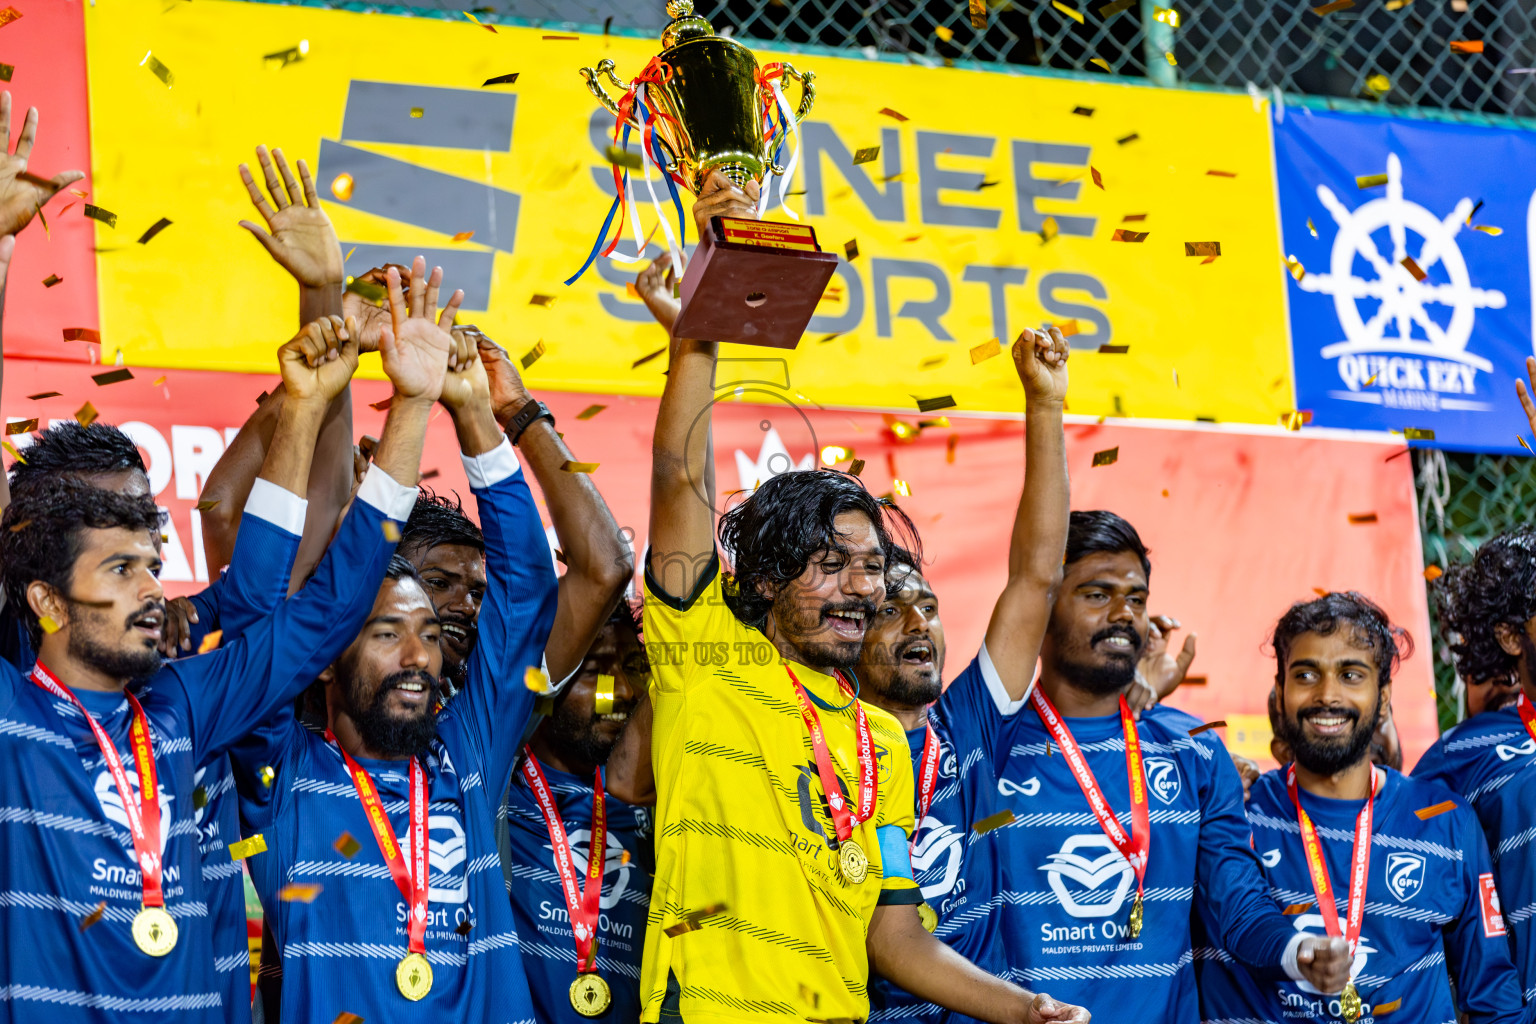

[876,885,924,906]
[643,550,720,613]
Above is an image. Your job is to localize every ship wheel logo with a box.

[1302,153,1505,375]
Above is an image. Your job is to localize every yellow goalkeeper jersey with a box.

[640,556,918,1024]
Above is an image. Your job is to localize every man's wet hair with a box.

[399,488,483,559]
[1434,529,1536,688]
[0,478,165,647]
[9,422,147,499]
[1270,591,1412,690]
[1064,510,1151,578]
[717,470,921,628]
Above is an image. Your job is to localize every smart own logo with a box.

[95,769,174,860]
[400,814,469,904]
[1040,834,1133,918]
[560,828,635,911]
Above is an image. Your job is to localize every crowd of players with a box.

[4,91,1536,1024]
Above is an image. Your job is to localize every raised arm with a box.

[983,327,1070,701]
[472,328,633,682]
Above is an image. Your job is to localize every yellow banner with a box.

[85,0,1292,421]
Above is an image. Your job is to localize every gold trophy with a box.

[578,0,839,349]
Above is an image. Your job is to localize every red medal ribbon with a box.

[1517,692,1536,745]
[1288,763,1378,960]
[1031,690,1150,907]
[31,662,166,909]
[329,732,428,957]
[786,666,877,842]
[521,748,607,974]
[912,719,941,849]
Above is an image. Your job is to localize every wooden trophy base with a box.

[671,216,840,350]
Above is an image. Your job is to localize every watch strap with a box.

[506,399,554,446]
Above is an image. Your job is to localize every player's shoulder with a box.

[1138,704,1225,765]
[1383,768,1477,832]
[1428,706,1525,756]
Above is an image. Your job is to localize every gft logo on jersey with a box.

[910,815,965,900]
[95,768,174,859]
[400,813,468,904]
[558,828,635,910]
[1040,834,1133,918]
[1385,852,1425,903]
[1144,757,1182,805]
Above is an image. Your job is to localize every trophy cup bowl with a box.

[578,1,839,349]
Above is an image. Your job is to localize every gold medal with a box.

[1340,981,1362,1022]
[396,951,433,1001]
[131,906,178,956]
[1125,893,1144,940]
[838,839,868,885]
[570,973,613,1017]
[917,902,938,932]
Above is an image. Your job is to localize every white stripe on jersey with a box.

[0,891,208,920]
[0,717,74,748]
[1248,809,1462,860]
[214,951,250,973]
[1010,949,1194,981]
[514,939,643,978]
[1009,736,1214,761]
[997,809,1203,830]
[0,986,223,1011]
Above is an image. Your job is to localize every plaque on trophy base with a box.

[671,216,839,350]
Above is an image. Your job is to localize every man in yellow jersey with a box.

[641,172,1092,1024]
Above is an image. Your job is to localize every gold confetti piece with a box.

[5,418,36,435]
[1154,6,1181,25]
[1184,241,1221,258]
[1165,51,1178,66]
[75,402,99,428]
[820,445,853,466]
[1090,166,1104,189]
[844,239,860,260]
[970,338,1002,364]
[892,479,912,497]
[1092,447,1119,467]
[409,107,424,119]
[934,25,955,41]
[229,835,268,861]
[331,173,354,201]
[916,395,956,413]
[1347,512,1378,524]
[878,107,909,121]
[332,1014,364,1024]
[1282,901,1315,915]
[78,901,107,932]
[1450,40,1484,53]
[92,368,133,386]
[1112,229,1148,242]
[484,72,520,86]
[1413,799,1455,820]
[1356,173,1389,188]
[279,883,322,903]
[800,983,821,1009]
[1473,224,1503,236]
[64,327,101,344]
[463,9,497,31]
[196,630,223,655]
[1399,255,1428,282]
[368,396,393,414]
[1404,427,1435,440]
[333,831,362,859]
[594,674,616,715]
[543,34,580,40]
[561,460,600,474]
[1384,0,1411,8]
[1051,0,1085,23]
[664,920,701,937]
[0,8,19,28]
[140,51,174,87]
[1279,410,1312,431]
[1200,255,1219,265]
[1374,999,1402,1016]
[382,521,401,542]
[38,615,62,635]
[1098,344,1129,354]
[889,421,919,442]
[1365,74,1391,95]
[455,917,475,935]
[1311,0,1353,13]
[918,355,948,371]
[1187,720,1226,736]
[1307,218,1318,237]
[1050,319,1080,337]
[524,665,551,693]
[851,147,880,166]
[529,294,557,308]
[632,347,666,369]
[969,0,988,28]
[42,274,62,288]
[1520,437,1535,454]
[576,404,607,420]
[1,440,24,464]
[27,392,60,400]
[1072,106,1095,117]
[1285,255,1306,281]
[259,766,275,787]
[1423,564,1444,581]
[520,340,546,369]
[451,230,475,243]
[1090,57,1112,71]
[972,809,1015,835]
[1122,213,1148,222]
[137,217,172,245]
[604,144,643,171]
[262,42,310,68]
[848,458,866,477]
[83,205,117,228]
[1040,216,1059,243]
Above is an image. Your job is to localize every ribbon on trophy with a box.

[754,62,802,222]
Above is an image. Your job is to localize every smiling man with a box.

[1196,592,1523,1024]
[990,511,1352,1023]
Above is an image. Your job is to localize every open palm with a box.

[238,145,344,289]
[0,92,85,238]
[379,257,463,402]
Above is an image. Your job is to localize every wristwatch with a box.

[506,398,555,446]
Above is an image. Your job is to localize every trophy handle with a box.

[579,59,628,117]
[776,61,817,123]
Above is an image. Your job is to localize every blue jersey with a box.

[232,442,558,1024]
[0,470,405,1023]
[1412,705,1536,819]
[870,646,1019,1024]
[1468,754,1536,1003]
[501,759,655,1024]
[991,698,1295,1024]
[1195,768,1523,1024]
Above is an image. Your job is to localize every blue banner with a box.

[1275,107,1536,453]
